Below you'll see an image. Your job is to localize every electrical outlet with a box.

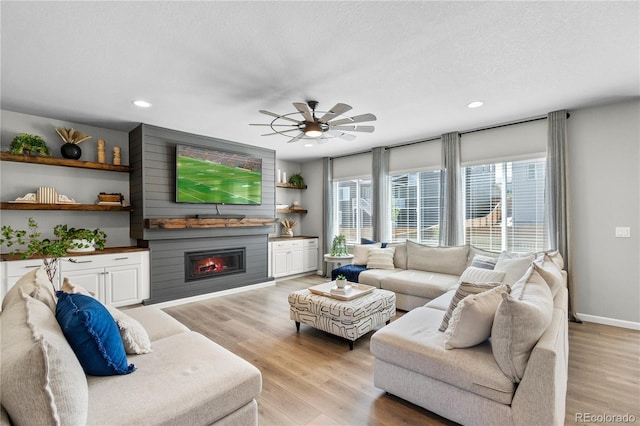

[615,227,631,238]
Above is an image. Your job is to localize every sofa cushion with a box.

[1,291,88,425]
[86,331,262,425]
[444,284,510,349]
[370,306,515,405]
[407,241,469,275]
[491,268,554,383]
[121,305,191,341]
[380,270,459,300]
[352,243,381,265]
[424,289,455,311]
[357,268,401,288]
[439,281,504,332]
[367,247,396,270]
[494,251,535,285]
[387,242,408,269]
[2,267,57,313]
[62,278,152,354]
[55,292,135,376]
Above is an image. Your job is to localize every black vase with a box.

[61,143,81,160]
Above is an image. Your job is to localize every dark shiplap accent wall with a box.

[144,235,270,304]
[129,124,276,240]
[129,124,276,303]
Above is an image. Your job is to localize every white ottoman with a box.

[288,286,396,349]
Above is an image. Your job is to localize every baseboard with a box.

[577,313,640,330]
[151,280,276,309]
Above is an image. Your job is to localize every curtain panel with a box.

[372,147,390,242]
[323,157,334,277]
[439,132,464,246]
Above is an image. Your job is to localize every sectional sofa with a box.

[1,268,262,425]
[333,240,569,425]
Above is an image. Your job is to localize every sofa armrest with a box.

[511,288,568,426]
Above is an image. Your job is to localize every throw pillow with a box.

[494,252,535,285]
[470,254,499,270]
[533,256,564,296]
[361,238,388,248]
[444,284,510,349]
[439,281,504,332]
[2,267,57,313]
[457,266,506,286]
[351,243,380,265]
[491,269,554,383]
[62,278,152,354]
[406,241,470,275]
[55,291,135,376]
[366,247,396,270]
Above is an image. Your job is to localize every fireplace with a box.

[184,248,246,282]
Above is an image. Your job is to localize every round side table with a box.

[323,254,354,277]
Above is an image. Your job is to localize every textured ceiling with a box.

[1,1,638,161]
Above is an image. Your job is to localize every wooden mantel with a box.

[145,217,277,229]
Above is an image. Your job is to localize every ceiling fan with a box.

[250,100,377,144]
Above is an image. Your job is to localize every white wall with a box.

[1,110,134,248]
[568,99,639,325]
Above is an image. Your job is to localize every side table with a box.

[323,254,354,277]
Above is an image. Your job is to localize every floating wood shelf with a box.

[145,217,277,229]
[276,183,307,189]
[277,208,308,214]
[0,202,132,211]
[0,152,132,173]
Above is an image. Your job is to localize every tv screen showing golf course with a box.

[176,144,262,205]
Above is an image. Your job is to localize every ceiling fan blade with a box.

[328,113,377,126]
[259,110,300,123]
[249,123,299,127]
[326,130,356,141]
[261,129,301,136]
[319,103,352,122]
[293,102,314,122]
[286,132,305,144]
[330,125,375,133]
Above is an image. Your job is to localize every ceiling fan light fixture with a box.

[304,121,323,138]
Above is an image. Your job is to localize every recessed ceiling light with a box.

[133,100,152,108]
[303,143,313,148]
[467,101,484,109]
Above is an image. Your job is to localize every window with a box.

[334,179,373,243]
[464,158,546,252]
[390,170,441,244]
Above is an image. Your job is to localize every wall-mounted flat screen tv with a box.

[176,144,262,205]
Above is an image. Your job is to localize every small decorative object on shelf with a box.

[288,173,305,188]
[280,218,297,237]
[97,139,106,163]
[330,234,349,256]
[113,147,121,165]
[9,188,77,204]
[335,274,348,289]
[9,133,51,157]
[97,192,125,206]
[56,128,92,160]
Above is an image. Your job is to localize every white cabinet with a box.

[60,251,149,307]
[1,249,149,307]
[303,238,318,272]
[270,238,318,278]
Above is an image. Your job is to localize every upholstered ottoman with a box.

[288,284,396,349]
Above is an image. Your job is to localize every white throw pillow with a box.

[457,266,506,286]
[494,252,535,285]
[366,247,396,270]
[533,255,564,296]
[439,281,505,332]
[351,243,380,265]
[444,284,510,349]
[62,278,152,354]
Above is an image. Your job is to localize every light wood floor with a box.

[163,275,640,426]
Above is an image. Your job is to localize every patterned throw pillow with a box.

[470,254,498,270]
[366,247,396,270]
[439,281,506,332]
[55,292,135,376]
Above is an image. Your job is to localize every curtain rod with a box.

[329,111,570,160]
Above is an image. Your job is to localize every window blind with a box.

[332,152,372,180]
[389,140,441,173]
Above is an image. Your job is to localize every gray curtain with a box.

[545,110,579,321]
[323,157,334,277]
[372,147,390,242]
[439,132,464,246]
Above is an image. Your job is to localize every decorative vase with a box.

[67,239,95,253]
[61,143,82,160]
[336,278,347,289]
[285,228,293,237]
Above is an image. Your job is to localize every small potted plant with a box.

[8,133,51,157]
[288,173,305,188]
[336,274,348,289]
[54,225,107,253]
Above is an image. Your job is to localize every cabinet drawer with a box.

[303,238,318,248]
[5,259,47,277]
[61,252,144,272]
[271,240,303,250]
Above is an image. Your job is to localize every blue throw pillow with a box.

[360,238,387,248]
[55,291,135,376]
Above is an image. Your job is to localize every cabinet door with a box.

[289,248,304,275]
[105,264,141,307]
[303,239,319,272]
[62,268,105,302]
[272,250,289,278]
